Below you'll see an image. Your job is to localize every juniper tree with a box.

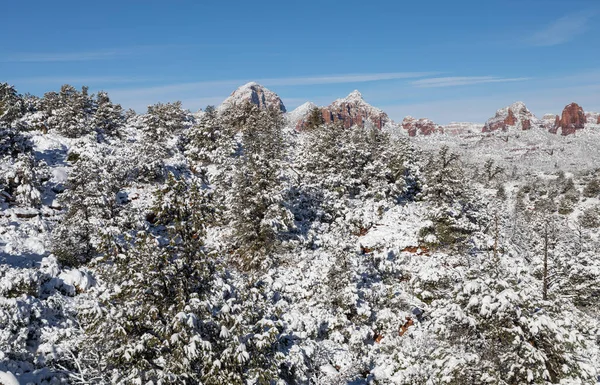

[419,146,483,250]
[583,177,600,198]
[81,174,284,384]
[0,83,25,126]
[185,105,236,167]
[93,91,125,138]
[52,150,123,266]
[304,107,324,131]
[43,85,95,138]
[228,105,293,272]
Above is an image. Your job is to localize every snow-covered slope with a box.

[218,82,286,113]
[286,101,317,128]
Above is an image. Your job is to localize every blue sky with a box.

[2,0,599,123]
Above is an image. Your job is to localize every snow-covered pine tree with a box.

[10,153,43,207]
[0,83,25,126]
[129,101,191,183]
[52,149,123,266]
[81,173,284,384]
[93,91,125,138]
[228,103,293,272]
[419,146,484,250]
[142,101,189,142]
[185,105,236,167]
[43,85,95,138]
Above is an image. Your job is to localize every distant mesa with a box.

[295,90,390,131]
[585,111,600,125]
[218,82,286,114]
[482,102,538,133]
[401,116,443,136]
[541,114,558,130]
[553,102,586,136]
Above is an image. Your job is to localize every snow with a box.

[0,371,19,385]
[286,101,317,127]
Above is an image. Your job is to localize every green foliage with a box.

[420,146,483,250]
[582,178,600,198]
[81,174,284,384]
[43,85,95,138]
[185,106,236,167]
[52,151,123,266]
[228,106,293,272]
[304,107,324,131]
[0,83,25,125]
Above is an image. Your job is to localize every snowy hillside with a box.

[0,81,599,384]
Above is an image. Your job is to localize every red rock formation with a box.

[555,103,586,135]
[598,116,600,125]
[401,116,443,136]
[320,90,390,129]
[482,102,537,132]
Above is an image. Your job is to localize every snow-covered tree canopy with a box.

[0,84,598,384]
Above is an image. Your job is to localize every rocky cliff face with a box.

[482,102,538,132]
[288,102,317,130]
[294,90,390,130]
[401,116,443,136]
[554,103,586,135]
[321,90,389,129]
[218,82,286,114]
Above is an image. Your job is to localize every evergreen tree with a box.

[0,83,25,126]
[228,105,293,272]
[44,85,95,138]
[304,107,324,131]
[81,174,284,384]
[93,91,125,138]
[583,177,600,198]
[185,105,236,167]
[52,150,123,266]
[419,146,484,250]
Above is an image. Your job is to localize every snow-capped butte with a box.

[218,82,286,113]
[482,101,540,132]
[401,116,443,136]
[286,101,317,127]
[296,90,390,130]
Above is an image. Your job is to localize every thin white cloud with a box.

[258,72,437,86]
[9,76,154,86]
[2,44,198,63]
[4,50,122,62]
[412,76,530,88]
[528,11,595,46]
[108,72,437,97]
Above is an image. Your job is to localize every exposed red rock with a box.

[555,103,586,135]
[598,116,600,125]
[482,102,538,132]
[401,116,443,136]
[319,90,390,129]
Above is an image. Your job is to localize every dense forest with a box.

[0,82,599,384]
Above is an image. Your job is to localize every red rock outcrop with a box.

[401,116,443,136]
[319,90,390,129]
[482,102,538,132]
[598,116,600,125]
[554,103,586,135]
